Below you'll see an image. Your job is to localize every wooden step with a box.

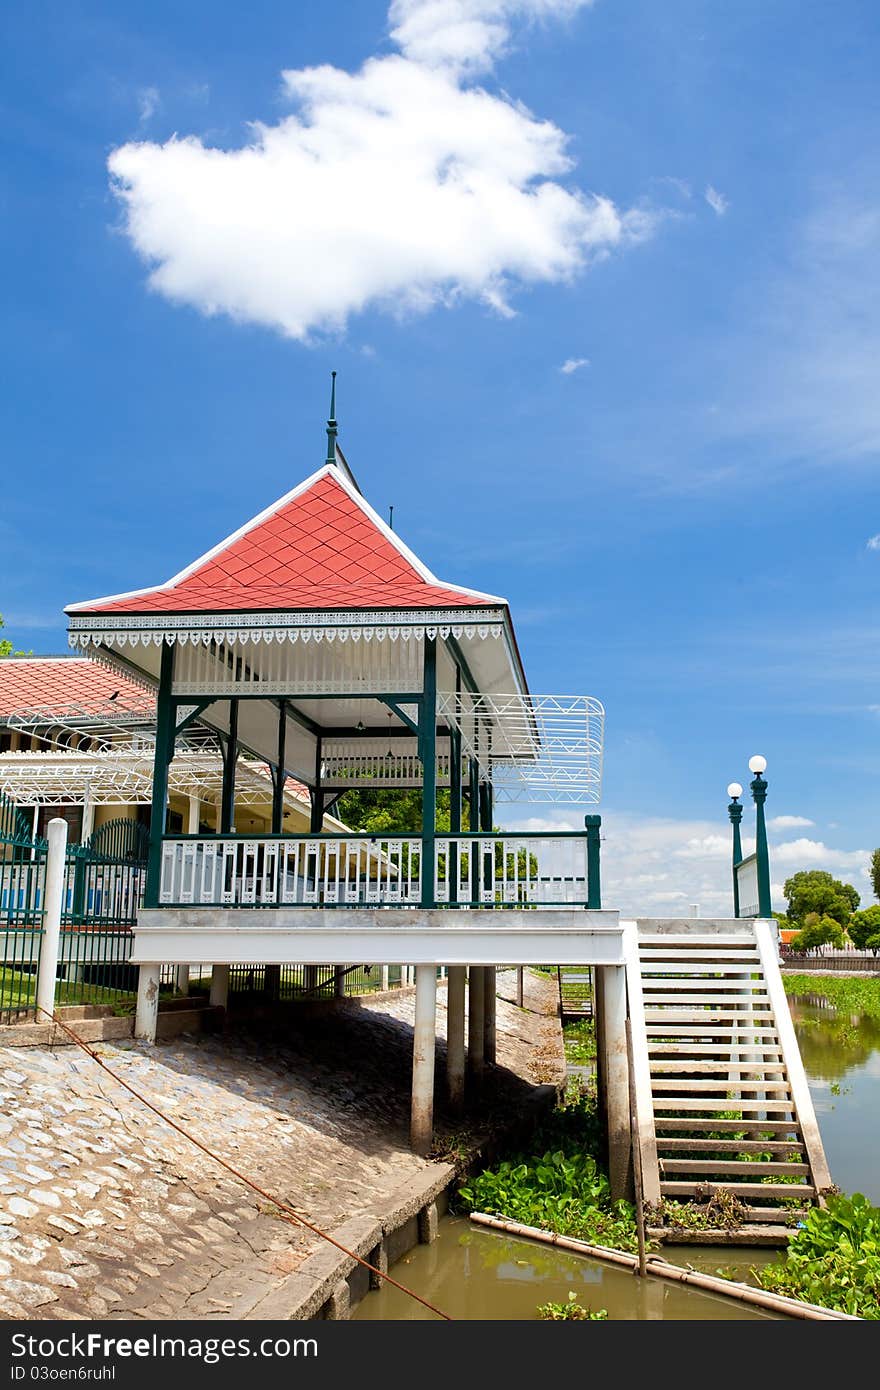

[644,1010,774,1023]
[648,1043,783,1055]
[641,979,767,993]
[660,1181,815,1200]
[654,1117,801,1133]
[650,1060,788,1073]
[651,1078,792,1092]
[638,935,757,946]
[656,1138,806,1154]
[645,1024,780,1036]
[639,956,761,970]
[652,1098,797,1112]
[659,1159,811,1177]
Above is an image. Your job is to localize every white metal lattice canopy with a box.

[437,693,605,805]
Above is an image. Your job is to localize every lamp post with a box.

[749,754,772,919]
[727,782,743,918]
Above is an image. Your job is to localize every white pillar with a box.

[186,795,200,834]
[381,965,389,991]
[134,962,161,1042]
[303,964,319,994]
[446,966,466,1113]
[174,964,190,994]
[411,964,437,1154]
[210,963,230,1008]
[80,789,95,845]
[598,964,632,1201]
[516,966,524,1008]
[484,966,496,1065]
[35,818,67,1020]
[468,966,485,1083]
[335,966,347,998]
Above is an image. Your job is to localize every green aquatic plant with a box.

[757,1193,880,1319]
[536,1291,607,1320]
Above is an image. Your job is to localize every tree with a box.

[335,788,452,834]
[790,914,845,953]
[783,870,859,928]
[849,906,880,952]
[871,848,880,903]
[0,612,28,659]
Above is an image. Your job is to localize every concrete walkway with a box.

[0,970,562,1321]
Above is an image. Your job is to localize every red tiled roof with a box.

[70,469,499,617]
[0,659,154,718]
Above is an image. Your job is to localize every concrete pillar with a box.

[209,963,230,1008]
[446,965,466,1113]
[381,965,389,991]
[484,966,496,1065]
[516,966,524,1008]
[593,963,607,1111]
[264,964,281,999]
[303,964,319,994]
[598,964,632,1201]
[186,795,200,834]
[134,962,161,1042]
[80,791,95,846]
[35,818,67,1019]
[468,966,485,1084]
[174,964,190,995]
[334,966,347,998]
[410,964,438,1155]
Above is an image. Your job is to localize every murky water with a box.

[356,986,880,1320]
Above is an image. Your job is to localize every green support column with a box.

[220,698,238,834]
[750,766,772,918]
[271,701,287,835]
[145,642,174,908]
[728,792,744,918]
[449,711,462,905]
[585,815,602,910]
[310,736,324,834]
[420,638,437,907]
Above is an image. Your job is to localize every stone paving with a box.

[0,970,562,1321]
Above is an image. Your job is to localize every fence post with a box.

[585,815,602,909]
[36,818,67,1020]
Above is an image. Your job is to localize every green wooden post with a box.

[310,736,324,834]
[469,722,480,903]
[272,701,287,834]
[220,698,238,834]
[449,672,462,905]
[145,642,174,908]
[750,768,772,918]
[585,815,602,910]
[728,792,743,918]
[420,637,437,907]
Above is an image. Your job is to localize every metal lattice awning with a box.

[437,693,604,805]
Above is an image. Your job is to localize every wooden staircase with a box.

[624,919,832,1240]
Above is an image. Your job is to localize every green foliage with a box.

[0,613,28,659]
[536,1292,607,1320]
[848,905,880,953]
[563,1018,597,1065]
[336,787,452,833]
[783,973,880,1022]
[790,914,846,953]
[457,1091,641,1253]
[871,849,880,904]
[783,870,859,928]
[757,1193,880,1318]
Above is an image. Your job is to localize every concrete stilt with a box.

[174,964,190,995]
[381,965,389,991]
[598,963,632,1201]
[593,964,607,1113]
[134,963,161,1042]
[35,818,67,1020]
[484,966,496,1065]
[334,966,347,998]
[209,963,230,1009]
[467,966,485,1084]
[303,964,319,994]
[264,964,281,1000]
[411,963,438,1155]
[446,965,466,1113]
[516,966,524,1008]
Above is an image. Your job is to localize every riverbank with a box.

[0,969,564,1321]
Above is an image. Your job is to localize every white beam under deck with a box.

[132,906,623,966]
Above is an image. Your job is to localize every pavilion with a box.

[64,381,621,1160]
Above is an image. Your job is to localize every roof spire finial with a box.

[325,370,338,465]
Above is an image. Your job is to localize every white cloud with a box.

[771,837,870,875]
[768,814,815,830]
[137,87,161,124]
[704,184,728,216]
[107,1,653,341]
[867,534,880,550]
[389,0,594,72]
[560,356,589,374]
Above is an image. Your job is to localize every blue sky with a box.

[2,0,879,913]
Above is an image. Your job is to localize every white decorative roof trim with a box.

[68,608,506,649]
[73,643,158,693]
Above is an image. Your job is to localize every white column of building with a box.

[467,966,485,1083]
[446,966,466,1113]
[80,784,95,845]
[410,964,438,1154]
[598,964,632,1201]
[483,965,496,1065]
[210,963,230,1008]
[134,963,161,1042]
[35,818,67,1020]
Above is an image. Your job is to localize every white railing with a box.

[159,835,423,908]
[434,834,589,906]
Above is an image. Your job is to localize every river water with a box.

[355,985,880,1320]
